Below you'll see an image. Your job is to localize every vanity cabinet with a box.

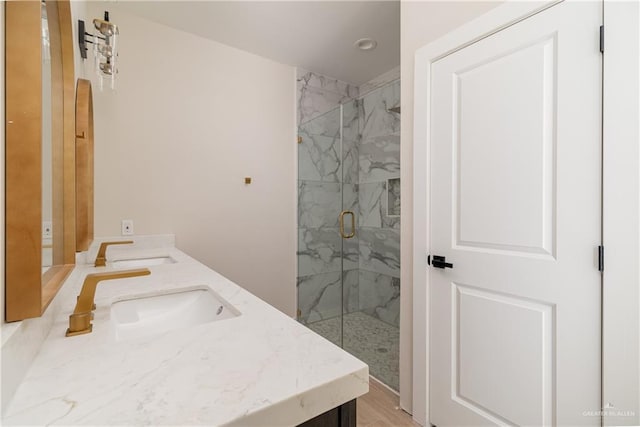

[298,400,356,427]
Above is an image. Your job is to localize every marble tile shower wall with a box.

[297,68,359,126]
[357,80,401,327]
[358,66,400,98]
[297,70,400,328]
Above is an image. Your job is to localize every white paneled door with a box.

[429,1,602,426]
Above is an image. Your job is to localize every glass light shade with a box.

[92,19,118,37]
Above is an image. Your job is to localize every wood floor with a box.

[357,378,420,427]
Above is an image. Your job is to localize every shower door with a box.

[297,103,358,347]
[297,83,401,392]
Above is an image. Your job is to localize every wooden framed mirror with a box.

[5,0,76,321]
[75,79,95,252]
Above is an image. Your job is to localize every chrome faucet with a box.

[66,268,150,337]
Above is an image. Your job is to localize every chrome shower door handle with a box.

[339,210,356,239]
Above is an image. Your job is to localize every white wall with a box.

[399,1,502,416]
[70,1,87,79]
[78,2,297,316]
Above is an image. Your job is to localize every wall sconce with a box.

[78,11,119,90]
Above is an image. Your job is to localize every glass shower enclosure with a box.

[297,81,401,391]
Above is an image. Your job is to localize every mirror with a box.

[41,1,53,274]
[40,0,69,276]
[5,0,76,321]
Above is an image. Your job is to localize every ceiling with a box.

[116,1,400,85]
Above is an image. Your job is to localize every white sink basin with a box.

[111,256,175,268]
[110,288,239,341]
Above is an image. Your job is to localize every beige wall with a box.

[399,1,502,414]
[78,2,297,316]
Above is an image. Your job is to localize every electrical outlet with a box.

[42,221,52,238]
[121,219,134,236]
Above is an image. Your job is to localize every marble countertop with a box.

[2,245,369,426]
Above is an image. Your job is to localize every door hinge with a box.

[599,25,605,53]
[598,245,605,272]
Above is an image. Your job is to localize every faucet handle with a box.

[94,240,134,267]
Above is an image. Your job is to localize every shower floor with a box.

[306,311,399,391]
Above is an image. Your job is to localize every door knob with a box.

[428,255,453,269]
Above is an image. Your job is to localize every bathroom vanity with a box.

[1,237,368,426]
